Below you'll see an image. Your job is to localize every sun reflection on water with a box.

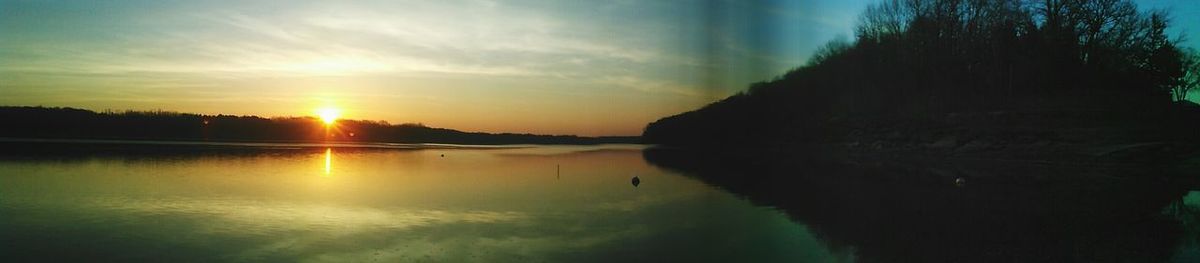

[324,148,332,176]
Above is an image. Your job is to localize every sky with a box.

[1,0,1197,136]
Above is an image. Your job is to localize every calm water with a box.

[0,144,847,262]
[1,142,1197,262]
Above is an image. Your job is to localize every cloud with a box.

[0,0,786,90]
[0,0,864,135]
[600,75,708,98]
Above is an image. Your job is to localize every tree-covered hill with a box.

[644,0,1200,158]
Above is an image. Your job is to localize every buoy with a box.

[632,176,641,187]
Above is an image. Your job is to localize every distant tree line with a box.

[0,106,639,145]
[644,0,1200,146]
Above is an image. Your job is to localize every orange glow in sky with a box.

[0,0,888,136]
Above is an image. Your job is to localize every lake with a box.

[1,141,1197,262]
[0,142,846,262]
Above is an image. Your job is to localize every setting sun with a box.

[316,108,341,125]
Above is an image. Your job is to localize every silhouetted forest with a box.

[645,0,1200,153]
[0,106,639,145]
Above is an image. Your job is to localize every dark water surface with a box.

[0,142,1196,262]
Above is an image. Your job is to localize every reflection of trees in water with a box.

[643,148,1196,262]
[1163,193,1200,247]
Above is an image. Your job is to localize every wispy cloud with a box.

[0,0,863,135]
[599,75,708,98]
[0,0,782,90]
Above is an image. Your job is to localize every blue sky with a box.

[0,0,1195,135]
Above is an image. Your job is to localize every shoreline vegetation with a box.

[0,106,640,146]
[643,0,1200,166]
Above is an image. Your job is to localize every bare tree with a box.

[1177,49,1200,101]
[856,0,911,42]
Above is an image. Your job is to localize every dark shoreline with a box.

[0,106,643,146]
[0,137,643,161]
